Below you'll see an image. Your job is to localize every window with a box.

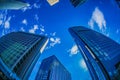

[115,62,120,73]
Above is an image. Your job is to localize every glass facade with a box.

[0,0,29,9]
[70,0,86,7]
[35,55,71,80]
[69,26,120,80]
[116,0,120,8]
[0,32,48,80]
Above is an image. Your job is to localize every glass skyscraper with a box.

[35,55,71,80]
[69,26,120,80]
[0,32,48,80]
[70,0,86,7]
[0,0,29,9]
[116,0,120,8]
[47,0,59,6]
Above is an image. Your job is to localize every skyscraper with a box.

[0,0,29,9]
[35,55,71,80]
[0,32,48,80]
[116,0,120,8]
[47,0,59,6]
[69,26,120,80]
[70,0,86,7]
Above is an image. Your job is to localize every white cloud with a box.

[4,21,10,29]
[34,25,38,30]
[50,32,56,36]
[40,27,45,32]
[0,20,3,25]
[33,3,41,8]
[39,25,45,34]
[116,29,119,34]
[88,19,94,29]
[4,17,11,29]
[68,45,79,56]
[29,29,35,33]
[29,25,38,33]
[79,59,87,71]
[50,37,61,47]
[21,4,31,12]
[21,3,41,12]
[34,14,39,21]
[20,27,25,32]
[21,7,28,12]
[50,38,55,42]
[22,19,27,25]
[0,13,5,26]
[88,7,106,32]
[0,14,11,29]
[28,24,60,50]
[45,31,61,50]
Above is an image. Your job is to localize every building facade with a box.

[47,0,59,6]
[69,26,120,80]
[116,0,120,8]
[35,55,71,80]
[70,0,86,7]
[0,0,29,9]
[0,32,48,80]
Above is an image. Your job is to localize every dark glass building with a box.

[70,0,86,7]
[69,26,120,80]
[0,32,48,80]
[0,0,29,9]
[35,55,71,80]
[116,0,120,8]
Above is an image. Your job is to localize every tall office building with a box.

[0,0,29,9]
[35,55,71,80]
[116,0,120,8]
[0,32,48,80]
[70,0,86,7]
[69,26,120,80]
[47,0,59,6]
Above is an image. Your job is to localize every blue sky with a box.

[0,0,120,80]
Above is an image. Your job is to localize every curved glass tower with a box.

[0,0,30,10]
[69,26,120,80]
[70,0,86,7]
[0,32,48,80]
[116,0,120,8]
[35,55,71,80]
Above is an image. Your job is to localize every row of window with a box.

[77,29,120,80]
[0,42,27,69]
[13,40,41,77]
[0,70,9,80]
